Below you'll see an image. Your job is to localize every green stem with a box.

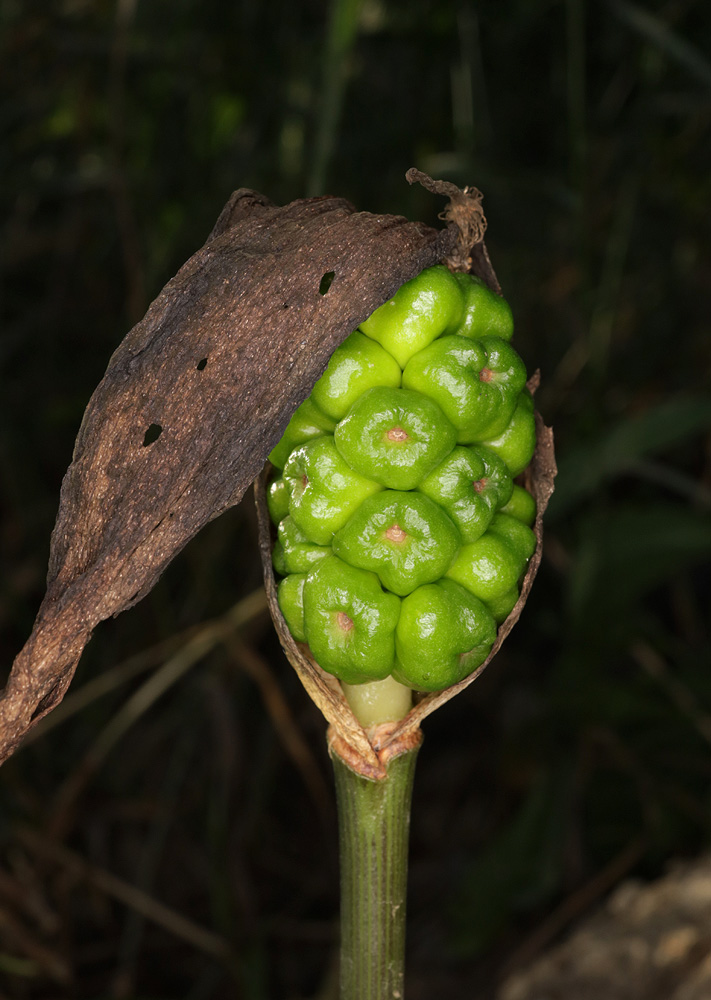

[332,745,419,1000]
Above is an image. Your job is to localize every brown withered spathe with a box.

[0,172,555,772]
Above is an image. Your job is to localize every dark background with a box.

[1,1,710,997]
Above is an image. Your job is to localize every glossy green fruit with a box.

[359,264,464,367]
[393,579,497,691]
[446,513,535,613]
[488,510,537,557]
[310,331,401,420]
[454,272,514,341]
[480,389,536,477]
[303,556,401,685]
[332,490,460,596]
[269,398,336,469]
[402,335,527,442]
[418,444,513,543]
[334,386,457,490]
[277,516,331,574]
[282,436,382,545]
[499,484,537,526]
[278,573,307,642]
[267,476,290,524]
[269,266,538,692]
[486,586,520,624]
[272,539,287,576]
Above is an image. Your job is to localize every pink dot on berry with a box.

[336,612,354,632]
[385,523,408,544]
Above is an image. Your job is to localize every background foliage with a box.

[1,1,710,997]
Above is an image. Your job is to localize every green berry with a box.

[267,476,290,524]
[488,512,536,559]
[310,331,401,420]
[283,436,382,545]
[360,264,464,367]
[418,444,513,543]
[303,556,401,685]
[269,397,336,469]
[277,573,307,641]
[445,513,535,604]
[272,540,287,576]
[402,335,527,443]
[454,272,514,341]
[499,484,537,526]
[334,386,457,490]
[277,516,332,573]
[332,490,460,596]
[393,579,497,691]
[486,586,520,624]
[480,389,536,477]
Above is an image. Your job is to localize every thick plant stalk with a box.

[332,744,420,1000]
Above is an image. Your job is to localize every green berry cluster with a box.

[268,265,537,693]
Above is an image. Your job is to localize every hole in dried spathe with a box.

[319,271,335,295]
[142,423,163,447]
[196,357,208,371]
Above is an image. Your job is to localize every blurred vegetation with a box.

[1,0,710,998]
